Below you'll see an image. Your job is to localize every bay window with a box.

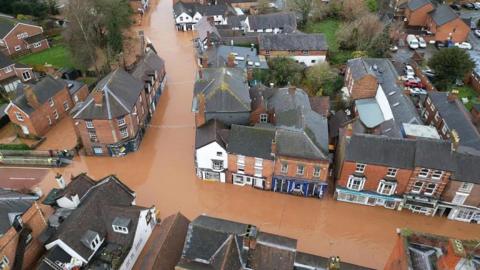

[347,176,365,191]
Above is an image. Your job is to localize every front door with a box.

[21,125,29,135]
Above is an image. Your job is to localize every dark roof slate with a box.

[429,5,459,26]
[259,33,328,51]
[131,50,165,82]
[247,12,297,30]
[24,34,47,44]
[195,119,229,149]
[227,124,275,160]
[0,189,38,234]
[407,0,432,10]
[0,52,14,69]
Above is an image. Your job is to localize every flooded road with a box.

[31,0,479,268]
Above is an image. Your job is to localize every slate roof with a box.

[0,189,38,235]
[266,87,311,113]
[193,68,251,113]
[452,150,480,184]
[73,68,144,120]
[247,12,297,30]
[173,1,232,17]
[11,75,67,115]
[45,175,144,263]
[57,173,96,201]
[414,139,455,171]
[259,33,327,51]
[227,124,275,160]
[428,5,459,26]
[346,58,377,81]
[197,17,222,43]
[0,52,14,69]
[0,16,17,38]
[407,0,432,10]
[24,34,47,44]
[131,50,165,82]
[195,119,229,149]
[428,92,480,151]
[64,79,85,95]
[252,232,296,270]
[294,252,375,270]
[203,45,268,69]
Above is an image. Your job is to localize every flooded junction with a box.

[14,0,480,269]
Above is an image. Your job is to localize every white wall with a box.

[56,194,80,209]
[175,12,192,24]
[291,55,327,66]
[119,208,157,270]
[196,142,228,182]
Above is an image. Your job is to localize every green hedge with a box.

[0,144,31,150]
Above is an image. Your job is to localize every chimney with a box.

[448,90,459,102]
[288,86,296,95]
[138,30,145,56]
[55,173,66,189]
[250,43,254,52]
[227,53,236,67]
[327,257,341,270]
[271,138,276,154]
[344,123,353,139]
[202,55,209,67]
[450,129,460,151]
[92,89,104,106]
[24,85,40,109]
[198,69,204,80]
[242,225,258,250]
[246,68,253,81]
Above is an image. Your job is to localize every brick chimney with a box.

[201,54,209,67]
[242,224,258,250]
[92,89,104,106]
[344,123,353,139]
[246,68,253,81]
[24,85,40,109]
[448,90,459,102]
[327,257,341,270]
[227,53,235,68]
[288,86,296,95]
[450,129,460,151]
[271,138,277,155]
[138,30,145,56]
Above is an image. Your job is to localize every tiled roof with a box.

[0,52,13,69]
[259,33,328,51]
[131,50,165,82]
[227,124,275,160]
[247,12,297,30]
[204,45,268,69]
[195,119,229,149]
[0,16,17,38]
[407,0,432,10]
[428,5,459,26]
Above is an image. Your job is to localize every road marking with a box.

[9,177,36,180]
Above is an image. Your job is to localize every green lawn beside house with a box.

[302,19,353,65]
[455,85,480,111]
[17,45,74,69]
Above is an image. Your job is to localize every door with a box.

[21,125,29,135]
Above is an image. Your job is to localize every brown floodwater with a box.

[33,0,480,268]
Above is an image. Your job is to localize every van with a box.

[406,35,419,49]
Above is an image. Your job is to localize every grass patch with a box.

[17,45,74,68]
[302,19,353,65]
[0,144,31,150]
[455,85,480,110]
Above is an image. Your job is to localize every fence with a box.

[0,149,74,167]
[410,61,437,92]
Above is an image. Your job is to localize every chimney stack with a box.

[344,123,353,139]
[327,257,341,270]
[55,173,66,189]
[271,138,277,155]
[448,90,459,103]
[450,129,460,151]
[24,85,40,109]
[138,30,145,56]
[242,225,258,250]
[288,86,296,95]
[227,53,236,67]
[247,68,253,81]
[198,69,204,80]
[92,89,104,106]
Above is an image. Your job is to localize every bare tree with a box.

[288,0,313,26]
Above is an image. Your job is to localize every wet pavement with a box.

[19,0,480,269]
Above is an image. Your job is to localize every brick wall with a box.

[344,67,378,100]
[3,24,44,56]
[28,39,49,54]
[227,153,274,188]
[440,180,480,206]
[422,96,450,139]
[426,17,470,43]
[405,167,450,197]
[0,64,16,81]
[72,85,90,104]
[274,156,329,182]
[383,235,409,270]
[405,4,435,26]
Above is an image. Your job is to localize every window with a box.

[47,116,52,125]
[456,209,474,221]
[33,42,41,48]
[53,110,59,119]
[386,168,398,177]
[90,235,100,250]
[93,147,103,154]
[302,50,309,55]
[254,158,262,167]
[74,95,79,103]
[179,16,183,21]
[48,98,55,107]
[212,160,223,170]
[22,71,31,81]
[139,95,143,102]
[434,112,440,122]
[117,117,126,126]
[377,181,397,195]
[133,105,137,115]
[418,168,429,178]
[313,167,321,178]
[86,120,94,128]
[411,181,423,193]
[311,60,316,64]
[17,32,28,39]
[216,151,222,157]
[120,127,129,138]
[255,167,262,177]
[15,45,21,51]
[296,164,304,176]
[0,256,9,270]
[459,183,474,193]
[4,66,12,73]
[88,130,97,141]
[431,170,443,180]
[63,101,69,111]
[112,225,129,234]
[355,163,366,173]
[424,183,437,196]
[15,112,24,121]
[426,98,431,105]
[265,50,270,55]
[424,110,429,119]
[347,176,365,191]
[259,113,268,123]
[452,193,468,205]
[281,163,288,174]
[237,164,245,173]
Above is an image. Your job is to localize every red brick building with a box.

[72,68,150,156]
[0,52,34,93]
[344,58,378,100]
[4,76,86,137]
[404,0,435,27]
[0,15,49,56]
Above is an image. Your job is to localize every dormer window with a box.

[117,117,126,126]
[259,113,268,123]
[81,230,101,251]
[112,217,131,234]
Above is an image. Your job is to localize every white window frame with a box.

[259,113,268,123]
[347,175,365,191]
[17,32,28,39]
[47,116,52,125]
[424,110,429,119]
[0,255,9,270]
[459,183,474,193]
[313,167,321,178]
[4,66,12,73]
[22,71,31,81]
[355,163,366,173]
[117,117,126,126]
[411,181,424,193]
[455,208,474,221]
[53,110,59,119]
[63,101,69,111]
[120,127,129,138]
[212,159,223,170]
[377,180,397,195]
[33,42,41,48]
[254,167,262,177]
[452,192,468,205]
[254,158,263,167]
[112,225,129,234]
[431,170,443,180]
[14,45,21,51]
[90,234,100,250]
[14,112,24,122]
[386,168,398,178]
[281,163,288,174]
[48,98,55,107]
[424,183,437,196]
[418,168,429,178]
[88,130,97,141]
[86,120,94,129]
[296,164,304,176]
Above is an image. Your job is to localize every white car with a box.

[417,36,427,48]
[475,29,480,38]
[455,42,472,50]
[474,2,480,9]
[404,65,415,77]
[409,88,427,95]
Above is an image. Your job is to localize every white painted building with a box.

[173,2,231,31]
[195,119,228,182]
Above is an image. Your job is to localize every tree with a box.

[336,13,383,50]
[340,0,368,21]
[255,57,304,87]
[288,0,313,26]
[304,63,339,96]
[365,0,377,12]
[429,48,475,91]
[368,25,391,57]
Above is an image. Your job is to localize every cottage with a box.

[192,68,251,127]
[198,44,268,69]
[0,52,34,93]
[39,174,157,269]
[173,1,233,31]
[425,5,469,42]
[258,33,328,66]
[244,12,297,33]
[195,119,230,182]
[72,68,150,156]
[404,0,435,27]
[4,76,85,137]
[0,15,49,56]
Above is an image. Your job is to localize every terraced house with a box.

[0,15,49,56]
[72,68,150,156]
[173,1,233,31]
[0,52,34,93]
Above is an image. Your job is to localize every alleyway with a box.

[31,0,480,268]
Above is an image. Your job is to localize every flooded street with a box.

[29,0,480,268]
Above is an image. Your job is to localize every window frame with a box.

[386,168,398,178]
[418,168,429,178]
[48,98,55,107]
[22,71,31,81]
[86,120,94,129]
[53,109,59,119]
[313,167,321,178]
[119,127,129,139]
[347,175,365,191]
[117,116,126,126]
[14,112,24,122]
[63,100,69,111]
[424,183,437,196]
[259,113,268,123]
[280,163,288,174]
[431,170,443,180]
[296,164,304,176]
[452,192,468,205]
[377,180,397,195]
[411,181,424,193]
[212,159,224,170]
[355,163,366,173]
[459,182,474,193]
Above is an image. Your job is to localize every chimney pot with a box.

[92,89,104,106]
[448,90,459,102]
[288,86,296,95]
[227,53,236,67]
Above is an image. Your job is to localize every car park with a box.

[450,3,461,10]
[406,34,419,49]
[455,42,472,49]
[462,2,475,9]
[417,36,427,48]
[404,65,415,77]
[475,29,480,38]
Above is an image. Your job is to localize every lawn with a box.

[302,19,353,65]
[17,45,74,69]
[455,85,480,111]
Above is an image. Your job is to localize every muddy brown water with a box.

[32,0,480,268]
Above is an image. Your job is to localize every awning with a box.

[405,200,436,208]
[336,187,403,201]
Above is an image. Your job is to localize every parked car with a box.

[422,69,435,78]
[455,79,464,86]
[389,45,398,52]
[417,36,427,48]
[450,3,461,10]
[404,80,425,88]
[409,88,428,95]
[406,34,419,49]
[474,2,480,9]
[435,40,448,48]
[455,42,472,49]
[475,29,480,38]
[462,2,475,9]
[404,65,415,77]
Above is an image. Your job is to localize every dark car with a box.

[462,2,475,9]
[450,3,461,10]
[435,40,448,49]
